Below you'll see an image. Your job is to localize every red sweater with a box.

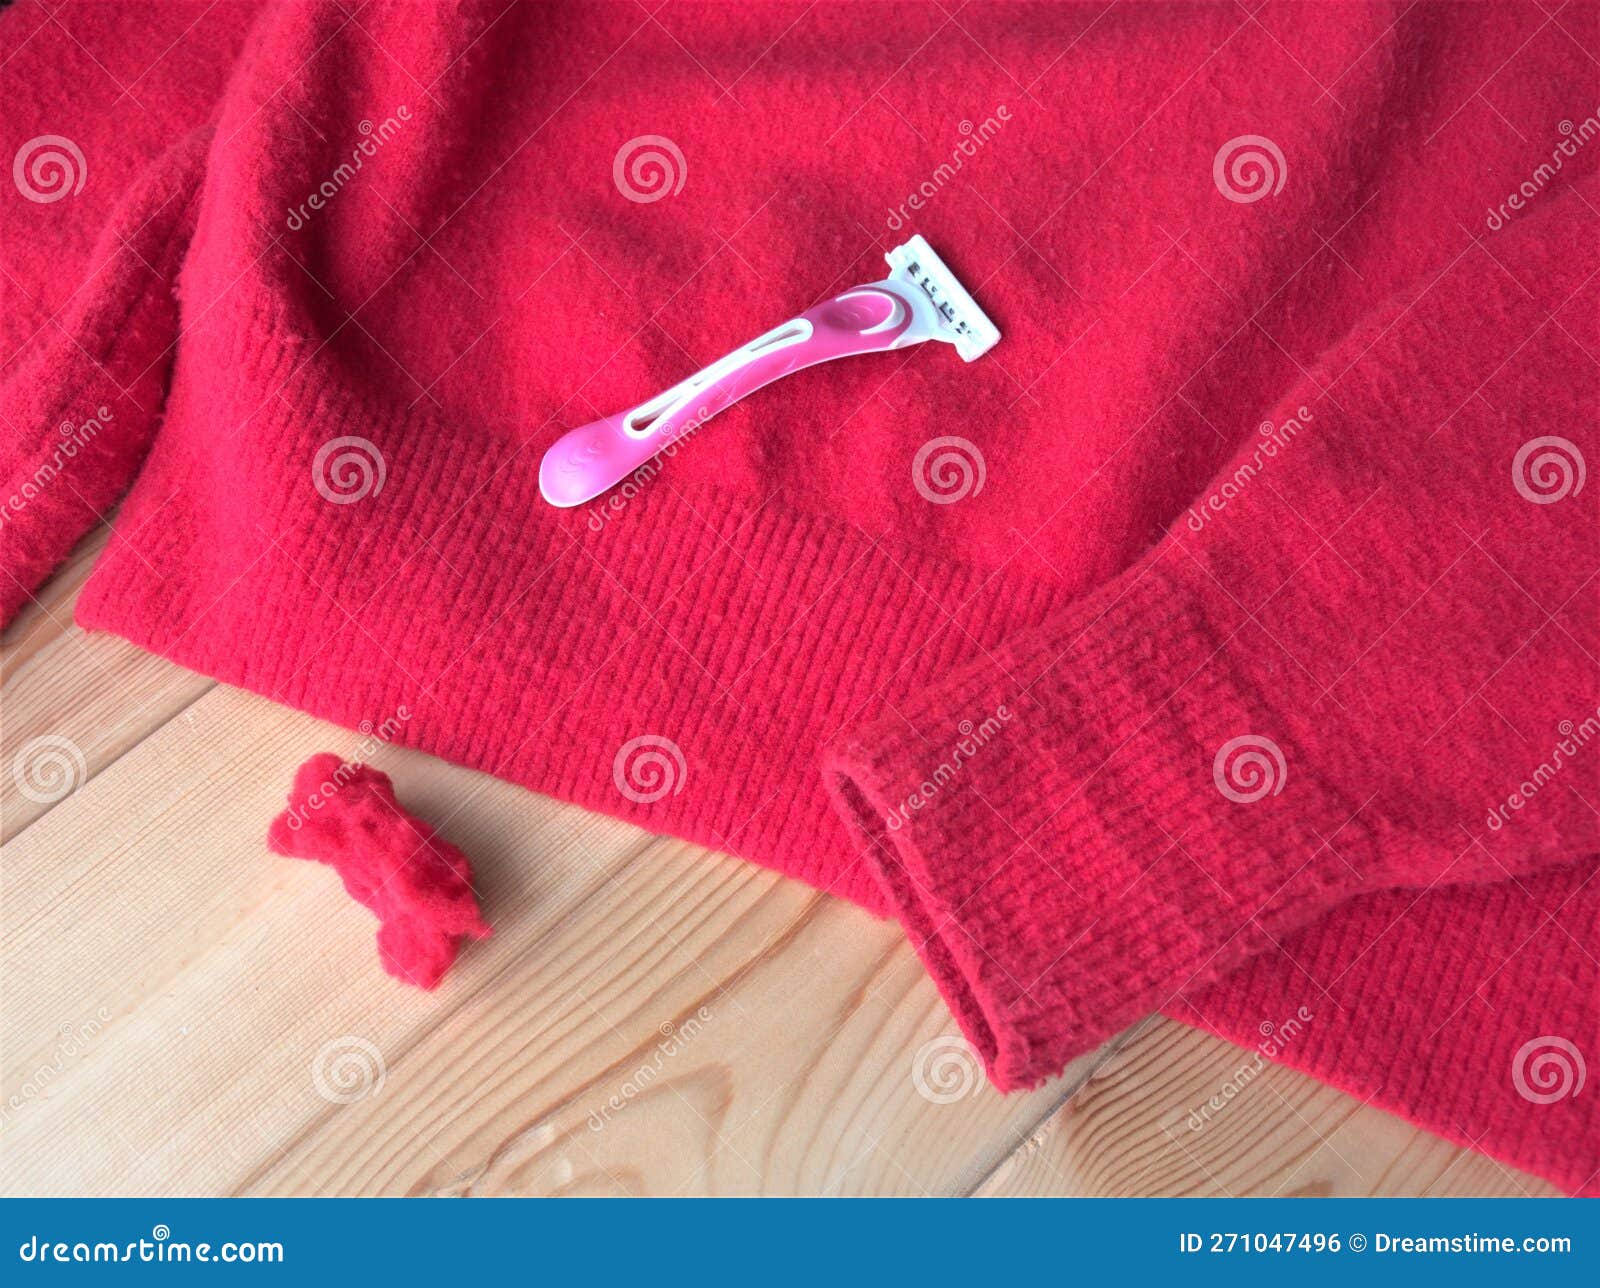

[4,1,1596,1192]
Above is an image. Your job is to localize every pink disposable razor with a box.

[538,235,1000,507]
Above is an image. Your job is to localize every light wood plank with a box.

[975,1016,1558,1197]
[0,684,1088,1196]
[1,525,213,841]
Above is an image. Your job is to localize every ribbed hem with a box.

[823,560,1382,1090]
[71,286,1071,913]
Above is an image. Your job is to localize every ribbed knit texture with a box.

[3,1,1596,1193]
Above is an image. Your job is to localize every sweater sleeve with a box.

[0,0,257,631]
[0,130,211,629]
[824,181,1599,1091]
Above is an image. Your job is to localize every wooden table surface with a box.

[0,529,1557,1197]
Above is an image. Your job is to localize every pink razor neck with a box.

[538,284,917,508]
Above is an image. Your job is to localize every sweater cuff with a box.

[823,554,1370,1090]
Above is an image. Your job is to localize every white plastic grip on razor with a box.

[538,235,999,508]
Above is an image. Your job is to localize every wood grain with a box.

[0,558,1556,1196]
[976,1017,1556,1198]
[0,685,1090,1196]
[1,526,212,841]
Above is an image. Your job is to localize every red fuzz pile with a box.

[268,754,490,989]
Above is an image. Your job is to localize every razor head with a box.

[885,234,1000,362]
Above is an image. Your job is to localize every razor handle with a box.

[538,284,915,508]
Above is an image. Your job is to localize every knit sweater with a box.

[3,1,1596,1193]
